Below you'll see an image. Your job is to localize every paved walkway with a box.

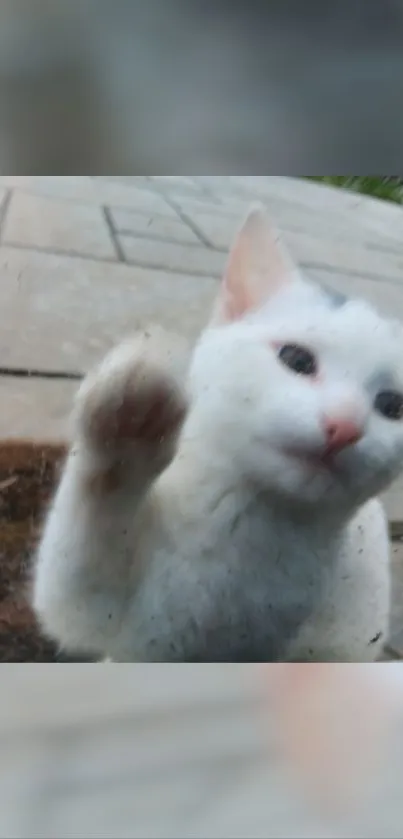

[0,175,403,658]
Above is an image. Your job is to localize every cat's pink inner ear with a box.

[211,205,295,325]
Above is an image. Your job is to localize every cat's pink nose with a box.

[323,417,362,455]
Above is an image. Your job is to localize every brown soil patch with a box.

[0,439,68,661]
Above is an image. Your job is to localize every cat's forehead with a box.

[249,286,403,373]
[252,279,333,318]
[277,299,398,344]
[255,282,399,341]
[317,297,402,349]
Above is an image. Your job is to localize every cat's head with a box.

[188,205,403,511]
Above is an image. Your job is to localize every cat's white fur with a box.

[33,206,403,662]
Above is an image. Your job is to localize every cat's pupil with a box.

[278,344,317,376]
[374,390,403,421]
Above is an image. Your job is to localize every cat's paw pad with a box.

[75,336,188,466]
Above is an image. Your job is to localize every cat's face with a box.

[189,207,403,510]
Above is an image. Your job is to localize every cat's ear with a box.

[211,204,296,326]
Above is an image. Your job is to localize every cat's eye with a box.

[278,344,317,376]
[374,390,403,421]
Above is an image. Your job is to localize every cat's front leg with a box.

[33,334,188,658]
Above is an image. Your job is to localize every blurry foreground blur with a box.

[1,0,403,172]
[1,664,403,837]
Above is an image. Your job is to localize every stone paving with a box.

[1,175,403,658]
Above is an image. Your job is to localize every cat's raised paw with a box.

[74,336,188,469]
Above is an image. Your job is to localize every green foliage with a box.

[307,177,403,204]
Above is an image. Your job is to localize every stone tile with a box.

[148,176,205,192]
[148,177,221,205]
[195,176,242,197]
[225,177,403,249]
[0,247,218,374]
[228,176,369,212]
[139,177,403,251]
[0,177,177,216]
[3,192,115,260]
[300,212,403,254]
[118,236,225,277]
[388,541,403,656]
[284,229,403,285]
[110,208,201,245]
[176,208,403,283]
[308,266,403,322]
[181,204,398,253]
[224,178,403,257]
[179,213,234,250]
[91,183,176,216]
[176,195,248,221]
[0,176,96,200]
[338,198,403,250]
[383,475,403,525]
[152,178,403,262]
[0,377,76,441]
[101,177,213,203]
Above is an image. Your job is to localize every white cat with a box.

[33,206,403,662]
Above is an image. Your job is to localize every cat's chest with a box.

[127,513,336,662]
[184,510,335,603]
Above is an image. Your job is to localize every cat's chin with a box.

[262,447,350,507]
[270,448,394,511]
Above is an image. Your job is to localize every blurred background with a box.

[0,0,403,172]
[1,664,403,837]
